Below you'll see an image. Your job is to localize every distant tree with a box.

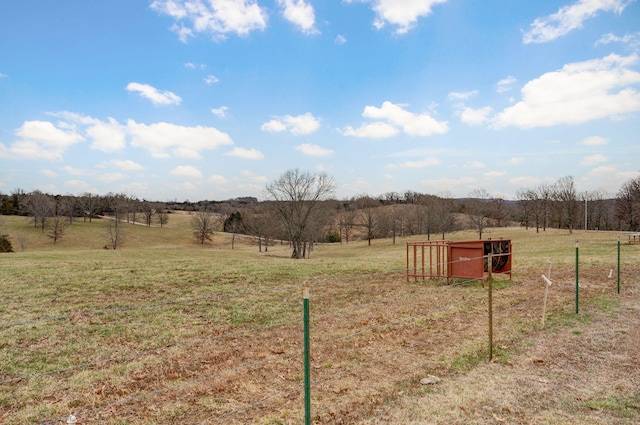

[223,211,245,249]
[25,190,54,232]
[466,188,493,239]
[356,195,378,246]
[244,203,277,252]
[157,207,170,228]
[616,176,640,231]
[103,206,126,249]
[432,191,456,239]
[79,192,97,222]
[47,214,69,245]
[0,234,12,252]
[553,176,579,234]
[141,201,156,227]
[265,169,335,259]
[338,202,357,244]
[191,210,218,244]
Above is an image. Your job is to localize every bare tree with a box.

[191,210,219,244]
[356,195,378,246]
[244,203,278,252]
[554,176,579,234]
[265,169,335,259]
[79,192,97,222]
[157,207,170,228]
[141,201,156,227]
[616,176,640,231]
[434,191,456,240]
[47,214,69,245]
[466,188,493,239]
[25,190,54,232]
[103,209,126,249]
[338,202,357,244]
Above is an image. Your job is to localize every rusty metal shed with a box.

[407,239,512,284]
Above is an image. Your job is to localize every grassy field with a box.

[1,215,639,424]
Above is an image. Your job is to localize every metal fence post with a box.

[303,284,311,425]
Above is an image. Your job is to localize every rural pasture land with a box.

[1,215,639,424]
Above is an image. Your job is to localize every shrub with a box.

[0,234,13,253]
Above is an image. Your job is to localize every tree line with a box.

[1,171,639,256]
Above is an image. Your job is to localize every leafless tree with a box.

[157,207,170,228]
[79,192,97,222]
[553,176,579,234]
[191,210,219,244]
[466,188,492,239]
[25,190,54,232]
[356,195,378,246]
[103,208,126,249]
[244,203,278,252]
[616,176,640,231]
[265,169,335,259]
[141,201,156,227]
[433,191,456,240]
[47,214,69,245]
[338,201,357,244]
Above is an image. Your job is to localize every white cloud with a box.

[126,82,182,106]
[204,74,219,84]
[237,169,268,183]
[496,76,517,93]
[580,136,608,145]
[170,165,203,179]
[340,122,399,138]
[0,120,85,160]
[261,119,287,133]
[150,0,268,42]
[581,153,608,165]
[347,0,448,34]
[463,160,485,169]
[386,157,441,169]
[581,165,640,193]
[112,160,144,171]
[295,143,334,157]
[211,106,228,117]
[225,147,264,159]
[509,176,543,187]
[335,34,347,44]
[596,31,640,50]
[484,171,506,177]
[261,112,320,135]
[208,174,229,185]
[98,173,128,182]
[420,176,476,193]
[0,72,7,78]
[127,120,233,159]
[459,106,493,125]
[65,180,95,192]
[63,166,85,176]
[509,157,524,165]
[493,53,640,129]
[523,0,631,44]
[277,0,318,34]
[346,101,448,137]
[86,118,127,152]
[447,90,478,101]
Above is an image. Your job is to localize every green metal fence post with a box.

[303,284,311,425]
[617,238,621,294]
[575,241,579,314]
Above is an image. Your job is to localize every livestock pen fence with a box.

[1,238,638,424]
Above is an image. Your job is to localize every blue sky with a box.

[1,0,639,201]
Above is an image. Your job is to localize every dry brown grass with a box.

[1,222,639,424]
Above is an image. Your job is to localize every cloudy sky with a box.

[1,0,639,201]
